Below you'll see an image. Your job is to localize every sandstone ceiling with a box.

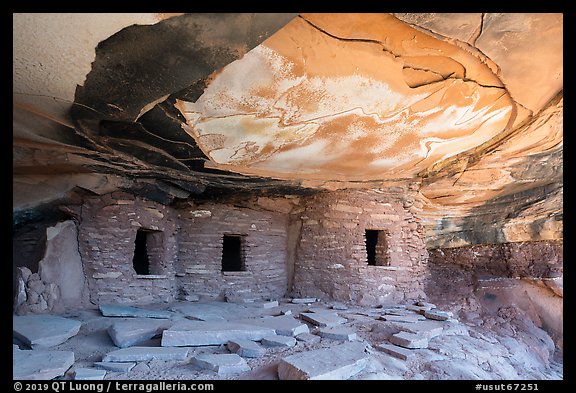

[13,13,563,248]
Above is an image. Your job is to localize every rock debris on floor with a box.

[12,298,563,381]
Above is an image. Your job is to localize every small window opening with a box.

[132,229,164,275]
[133,229,150,275]
[222,234,246,272]
[365,229,390,266]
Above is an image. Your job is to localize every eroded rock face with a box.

[13,13,562,250]
[183,14,514,181]
[393,13,562,120]
[426,240,563,348]
[428,240,563,278]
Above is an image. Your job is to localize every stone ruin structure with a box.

[15,189,430,310]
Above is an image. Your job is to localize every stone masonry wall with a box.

[176,202,289,301]
[76,189,428,306]
[78,192,178,305]
[293,190,428,305]
[427,240,563,278]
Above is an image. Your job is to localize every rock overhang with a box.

[12,13,563,246]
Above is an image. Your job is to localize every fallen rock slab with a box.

[94,361,136,372]
[100,304,172,319]
[278,342,369,380]
[406,305,431,315]
[396,320,444,339]
[242,315,309,337]
[261,335,296,347]
[13,315,81,349]
[102,346,189,362]
[318,327,357,341]
[108,318,171,348]
[381,309,413,317]
[442,321,469,336]
[390,332,428,349]
[379,314,425,323]
[291,298,317,304]
[13,348,74,380]
[379,305,407,313]
[300,312,346,327]
[161,321,275,346]
[416,301,436,308]
[192,354,250,374]
[261,300,279,308]
[74,368,106,380]
[424,310,452,321]
[170,304,226,321]
[131,363,150,373]
[227,340,266,358]
[184,294,200,302]
[170,302,258,321]
[296,333,321,344]
[376,343,415,361]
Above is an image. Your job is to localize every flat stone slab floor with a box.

[161,321,275,347]
[13,314,81,349]
[13,348,74,380]
[102,346,189,362]
[278,342,370,380]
